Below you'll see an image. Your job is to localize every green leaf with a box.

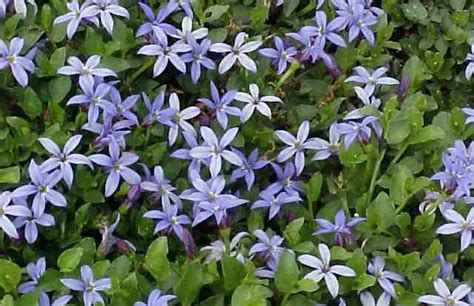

[283,0,300,17]
[389,165,412,206]
[386,118,411,145]
[0,166,20,183]
[204,5,229,22]
[144,237,171,287]
[304,172,322,207]
[401,0,428,22]
[275,251,299,293]
[101,56,130,73]
[0,260,22,292]
[222,256,246,292]
[48,77,71,103]
[284,217,304,246]
[175,261,204,305]
[407,125,445,144]
[17,292,39,306]
[38,269,62,292]
[19,87,42,118]
[449,0,466,11]
[231,284,273,306]
[57,247,83,272]
[355,274,376,290]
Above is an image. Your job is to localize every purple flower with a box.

[436,253,454,281]
[359,291,391,306]
[138,30,192,77]
[89,140,141,197]
[142,91,166,125]
[170,131,206,179]
[189,127,241,177]
[462,108,474,125]
[108,88,139,124]
[266,162,302,196]
[258,36,297,75]
[0,37,36,87]
[344,86,381,120]
[314,209,365,246]
[255,257,278,279]
[347,5,378,45]
[83,117,133,150]
[197,81,239,129]
[0,192,31,239]
[337,116,380,148]
[302,11,346,48]
[140,166,181,207]
[180,175,247,226]
[160,93,200,146]
[210,32,262,74]
[345,66,399,96]
[298,243,356,298]
[67,81,115,124]
[274,120,319,176]
[286,30,334,67]
[38,135,93,188]
[465,44,474,80]
[13,161,66,216]
[18,257,45,293]
[418,278,471,306]
[58,55,116,90]
[60,265,111,306]
[53,0,98,39]
[167,0,193,17]
[170,16,207,43]
[98,215,136,255]
[181,37,215,84]
[143,204,191,239]
[436,208,474,252]
[235,83,282,122]
[14,203,55,244]
[311,122,341,160]
[201,231,249,263]
[136,2,175,38]
[88,0,129,35]
[231,148,267,190]
[367,256,404,297]
[431,153,473,197]
[134,289,176,306]
[249,229,286,262]
[40,295,73,306]
[251,191,301,220]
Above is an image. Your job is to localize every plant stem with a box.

[366,148,386,206]
[128,58,155,84]
[275,61,300,91]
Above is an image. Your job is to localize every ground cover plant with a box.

[0,0,474,305]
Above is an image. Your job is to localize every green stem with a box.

[297,1,316,17]
[275,61,300,91]
[387,144,408,172]
[127,58,155,84]
[366,148,386,207]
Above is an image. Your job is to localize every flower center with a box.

[211,146,220,155]
[294,140,302,150]
[170,216,178,224]
[114,163,123,172]
[39,186,49,194]
[446,296,456,306]
[7,55,17,64]
[82,67,92,75]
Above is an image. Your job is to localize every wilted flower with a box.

[201,231,249,263]
[210,32,262,74]
[61,265,111,306]
[98,215,136,255]
[418,278,471,306]
[298,243,356,298]
[0,37,36,87]
[337,116,380,148]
